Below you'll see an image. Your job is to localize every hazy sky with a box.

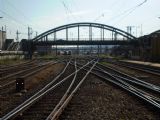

[0,0,160,40]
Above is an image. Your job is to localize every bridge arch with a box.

[32,22,137,42]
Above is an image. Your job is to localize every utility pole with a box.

[134,26,140,37]
[16,30,21,42]
[28,27,30,40]
[36,31,38,37]
[2,26,4,47]
[0,17,3,50]
[140,24,143,36]
[28,27,33,40]
[127,26,133,34]
[5,25,6,32]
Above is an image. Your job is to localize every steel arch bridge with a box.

[22,22,139,59]
[32,22,137,46]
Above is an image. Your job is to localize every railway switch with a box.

[16,77,25,92]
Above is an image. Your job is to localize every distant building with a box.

[130,30,160,62]
[0,30,6,50]
[3,39,14,50]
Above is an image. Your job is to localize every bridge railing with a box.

[46,38,127,41]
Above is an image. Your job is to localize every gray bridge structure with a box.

[21,22,138,58]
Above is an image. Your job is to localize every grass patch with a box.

[36,54,59,60]
[0,57,25,65]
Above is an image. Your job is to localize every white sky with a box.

[0,0,160,40]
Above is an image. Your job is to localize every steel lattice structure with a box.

[32,22,137,44]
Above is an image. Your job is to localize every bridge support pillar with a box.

[66,28,68,41]
[55,45,57,56]
[77,25,80,55]
[21,39,34,59]
[101,27,104,41]
[89,26,92,41]
[98,45,100,57]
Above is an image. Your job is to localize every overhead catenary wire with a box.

[0,9,28,28]
[94,14,105,22]
[114,0,148,25]
[106,0,148,24]
[93,0,128,23]
[1,0,42,38]
[5,0,34,25]
[5,0,44,31]
[61,0,78,22]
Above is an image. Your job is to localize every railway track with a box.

[1,59,97,120]
[0,60,63,95]
[0,60,45,80]
[0,60,68,117]
[96,63,160,94]
[46,60,97,120]
[1,58,159,119]
[0,60,71,119]
[74,62,160,110]
[0,60,38,78]
[113,61,160,77]
[0,60,53,79]
[0,60,37,71]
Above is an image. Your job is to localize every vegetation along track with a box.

[1,59,97,120]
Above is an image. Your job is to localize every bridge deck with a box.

[35,40,138,46]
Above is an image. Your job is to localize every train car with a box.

[62,50,72,55]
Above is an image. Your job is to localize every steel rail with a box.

[0,63,45,80]
[0,60,71,120]
[1,59,95,120]
[1,64,36,74]
[46,60,78,120]
[94,65,160,102]
[94,66,160,109]
[97,63,160,93]
[75,63,160,109]
[0,59,37,71]
[75,62,160,94]
[47,60,98,120]
[119,61,160,72]
[115,62,160,77]
[0,60,63,89]
[95,65,160,93]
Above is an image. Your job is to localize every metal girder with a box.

[34,40,139,46]
[32,22,137,42]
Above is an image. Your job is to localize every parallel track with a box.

[1,59,97,120]
[0,61,62,95]
[96,63,160,94]
[46,59,97,120]
[114,61,160,77]
[75,62,160,110]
